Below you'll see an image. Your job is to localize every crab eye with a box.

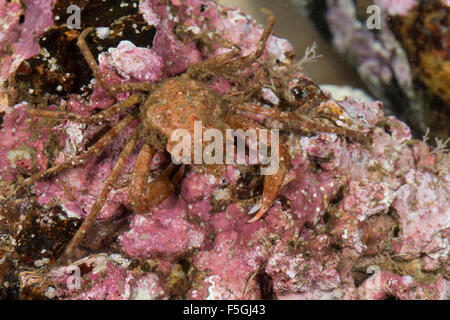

[289,79,325,107]
[291,80,321,100]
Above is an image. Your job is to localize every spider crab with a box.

[21,11,365,258]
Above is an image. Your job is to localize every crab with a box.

[19,10,365,259]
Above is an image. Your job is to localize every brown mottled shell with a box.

[142,78,230,151]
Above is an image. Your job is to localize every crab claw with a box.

[132,176,175,213]
[130,163,186,214]
[129,144,185,214]
[248,145,290,223]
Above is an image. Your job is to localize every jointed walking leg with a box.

[27,95,143,125]
[184,9,275,81]
[64,131,139,257]
[23,115,135,186]
[234,103,367,141]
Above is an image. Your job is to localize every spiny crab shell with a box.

[143,78,229,154]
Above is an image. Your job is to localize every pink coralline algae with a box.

[376,0,417,17]
[266,239,351,300]
[120,196,205,260]
[0,0,448,300]
[293,0,450,140]
[180,172,220,203]
[0,103,50,181]
[99,41,164,83]
[0,0,55,85]
[325,0,413,91]
[19,254,168,300]
[357,271,447,300]
[392,170,449,266]
[188,204,271,300]
[331,179,394,253]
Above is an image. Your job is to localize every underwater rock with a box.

[357,270,447,300]
[0,0,55,87]
[392,169,449,265]
[120,196,206,260]
[0,0,448,300]
[292,0,450,141]
[19,253,168,299]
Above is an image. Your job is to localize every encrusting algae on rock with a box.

[292,0,450,141]
[0,0,448,300]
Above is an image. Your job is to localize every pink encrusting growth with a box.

[99,41,165,83]
[392,170,449,266]
[189,204,269,300]
[0,0,448,300]
[266,239,351,300]
[376,0,418,17]
[0,0,55,85]
[357,271,447,300]
[119,195,206,260]
[19,254,169,300]
[0,103,50,181]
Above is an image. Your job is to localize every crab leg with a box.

[220,8,275,72]
[183,49,240,80]
[27,95,143,124]
[226,114,290,223]
[23,115,135,186]
[184,9,275,80]
[77,28,154,94]
[235,103,367,142]
[249,143,290,223]
[64,132,139,257]
[129,144,156,213]
[129,145,185,213]
[237,8,275,65]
